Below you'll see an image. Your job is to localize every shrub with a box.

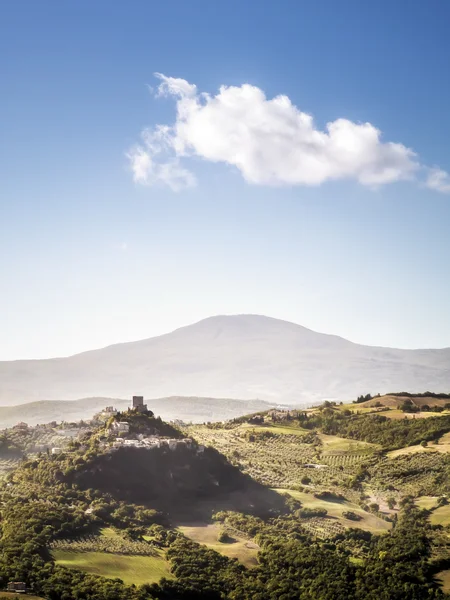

[342,511,362,521]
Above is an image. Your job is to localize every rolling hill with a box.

[1,314,449,406]
[0,396,273,428]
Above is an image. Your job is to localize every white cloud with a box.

[127,125,196,192]
[128,73,447,193]
[154,72,197,99]
[426,168,450,194]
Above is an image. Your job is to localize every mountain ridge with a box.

[1,314,449,405]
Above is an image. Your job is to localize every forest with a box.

[0,404,449,599]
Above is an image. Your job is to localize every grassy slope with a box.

[177,523,259,567]
[275,488,391,534]
[318,433,379,454]
[338,403,450,420]
[382,410,450,420]
[436,570,450,593]
[387,431,450,458]
[0,595,46,600]
[415,497,450,525]
[240,423,308,436]
[53,549,173,585]
[416,496,440,510]
[430,504,450,526]
[359,395,450,409]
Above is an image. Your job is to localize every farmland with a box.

[0,594,46,600]
[188,422,379,495]
[437,570,450,593]
[1,403,450,600]
[177,523,259,567]
[51,527,173,585]
[275,488,391,535]
[430,504,450,526]
[53,550,172,585]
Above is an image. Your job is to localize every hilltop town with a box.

[0,395,204,474]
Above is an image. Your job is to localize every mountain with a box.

[0,396,273,428]
[1,314,450,406]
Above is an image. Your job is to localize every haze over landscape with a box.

[1,315,449,409]
[2,3,450,599]
[2,3,450,365]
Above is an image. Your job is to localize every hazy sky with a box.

[1,0,450,360]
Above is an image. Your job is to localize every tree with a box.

[387,497,396,510]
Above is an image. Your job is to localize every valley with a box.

[0,395,449,599]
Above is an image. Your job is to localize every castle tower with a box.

[132,395,148,413]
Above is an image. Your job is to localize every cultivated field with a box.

[0,594,46,600]
[416,496,440,510]
[53,549,172,585]
[430,504,450,526]
[189,422,379,496]
[177,523,259,567]
[382,410,449,420]
[318,433,379,455]
[275,488,391,535]
[51,526,173,585]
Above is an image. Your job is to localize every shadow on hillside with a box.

[72,445,288,521]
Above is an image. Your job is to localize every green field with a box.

[318,433,379,455]
[415,497,450,525]
[415,496,440,510]
[240,423,308,436]
[382,410,448,420]
[177,523,259,567]
[436,570,450,592]
[0,594,45,600]
[430,504,450,526]
[275,488,391,534]
[53,549,173,585]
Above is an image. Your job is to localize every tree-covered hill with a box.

[0,408,449,599]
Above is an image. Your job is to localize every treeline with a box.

[295,409,450,450]
[0,418,449,599]
[152,503,446,599]
[321,414,450,449]
[0,434,23,458]
[389,392,450,400]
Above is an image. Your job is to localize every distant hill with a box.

[359,393,450,409]
[1,314,450,405]
[0,395,273,428]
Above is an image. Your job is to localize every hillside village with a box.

[0,395,205,471]
[0,391,449,599]
[103,396,204,453]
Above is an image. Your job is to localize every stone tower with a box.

[132,395,148,413]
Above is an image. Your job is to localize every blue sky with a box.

[1,0,450,359]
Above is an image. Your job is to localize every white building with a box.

[110,421,130,434]
[51,447,63,455]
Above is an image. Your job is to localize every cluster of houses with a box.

[103,396,204,454]
[108,435,202,453]
[11,395,204,458]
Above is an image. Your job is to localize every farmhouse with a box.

[51,447,63,455]
[7,581,27,593]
